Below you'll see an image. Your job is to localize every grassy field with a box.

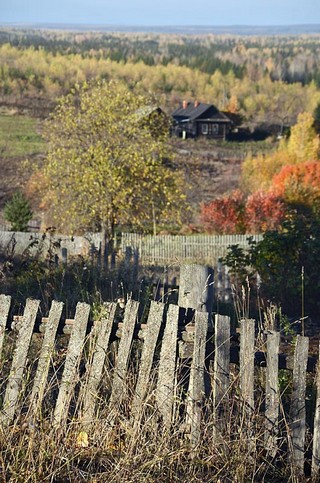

[0,110,45,158]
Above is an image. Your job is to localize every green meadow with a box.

[0,110,45,158]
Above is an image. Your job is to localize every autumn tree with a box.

[272,160,320,209]
[286,111,320,162]
[36,80,186,242]
[241,112,320,193]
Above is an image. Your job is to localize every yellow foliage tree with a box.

[34,80,186,239]
[287,111,320,162]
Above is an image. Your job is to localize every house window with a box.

[201,123,208,134]
[212,124,219,134]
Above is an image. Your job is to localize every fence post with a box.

[156,304,179,428]
[0,294,11,359]
[212,314,230,434]
[290,335,309,473]
[53,302,90,428]
[224,265,231,303]
[217,260,223,301]
[0,299,40,426]
[178,264,214,316]
[265,330,280,455]
[61,247,68,265]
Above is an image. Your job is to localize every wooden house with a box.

[171,101,232,140]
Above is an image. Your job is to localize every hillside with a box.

[0,109,275,228]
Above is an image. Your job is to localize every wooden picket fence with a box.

[121,232,263,263]
[0,293,320,477]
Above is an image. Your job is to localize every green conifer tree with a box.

[3,192,33,231]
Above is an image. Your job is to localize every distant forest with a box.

[0,28,320,132]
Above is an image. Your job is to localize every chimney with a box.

[182,100,187,109]
[194,100,199,108]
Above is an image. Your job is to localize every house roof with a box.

[171,102,232,123]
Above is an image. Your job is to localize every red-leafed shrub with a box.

[201,190,287,234]
[245,190,287,232]
[200,190,246,234]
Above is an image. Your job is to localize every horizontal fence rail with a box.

[0,293,319,477]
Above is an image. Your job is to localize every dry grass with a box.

[0,339,307,483]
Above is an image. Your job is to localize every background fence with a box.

[121,232,263,263]
[0,229,262,264]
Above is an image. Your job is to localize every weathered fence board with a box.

[212,314,230,433]
[0,294,11,359]
[109,299,139,407]
[28,300,64,419]
[53,302,90,428]
[240,318,255,416]
[186,310,208,447]
[290,335,309,472]
[131,301,164,421]
[156,304,179,427]
[265,330,280,455]
[80,302,116,426]
[0,298,40,426]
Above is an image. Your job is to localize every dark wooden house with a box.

[171,101,232,140]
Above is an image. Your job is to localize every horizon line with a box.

[1,22,320,27]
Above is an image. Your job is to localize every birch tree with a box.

[37,80,185,240]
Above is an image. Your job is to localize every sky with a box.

[0,0,319,27]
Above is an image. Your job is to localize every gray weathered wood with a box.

[312,342,320,477]
[0,298,40,426]
[213,314,230,432]
[187,310,208,447]
[53,302,90,428]
[28,300,64,418]
[290,335,309,472]
[121,233,263,264]
[156,304,179,427]
[81,302,116,426]
[109,299,139,407]
[265,330,280,455]
[131,301,164,421]
[0,294,11,359]
[178,264,214,315]
[240,319,255,416]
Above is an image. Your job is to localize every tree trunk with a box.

[100,224,108,271]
